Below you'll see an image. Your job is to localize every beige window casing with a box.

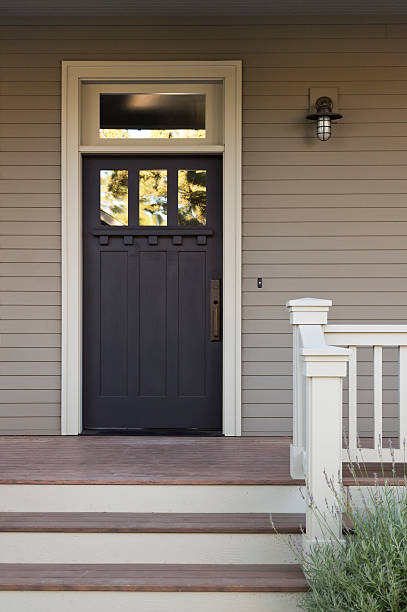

[81,81,223,146]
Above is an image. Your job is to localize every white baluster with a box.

[399,346,407,449]
[348,346,357,450]
[373,346,383,450]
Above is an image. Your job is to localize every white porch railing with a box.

[286,297,407,543]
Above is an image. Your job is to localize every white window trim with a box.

[82,81,222,146]
[61,60,242,436]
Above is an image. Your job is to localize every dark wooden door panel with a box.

[83,155,222,433]
[138,250,167,397]
[178,251,207,397]
[100,250,128,397]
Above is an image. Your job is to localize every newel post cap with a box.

[286,297,332,325]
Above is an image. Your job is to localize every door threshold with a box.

[82,428,223,436]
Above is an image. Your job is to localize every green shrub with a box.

[294,462,407,611]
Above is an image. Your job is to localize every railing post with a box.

[286,298,333,479]
[302,349,349,544]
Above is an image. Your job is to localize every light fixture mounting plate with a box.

[308,87,339,115]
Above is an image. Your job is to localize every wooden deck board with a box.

[0,436,303,485]
[0,512,305,534]
[0,563,308,592]
[0,436,402,486]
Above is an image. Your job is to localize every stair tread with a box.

[0,512,305,534]
[0,563,308,592]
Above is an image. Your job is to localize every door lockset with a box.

[210,280,221,342]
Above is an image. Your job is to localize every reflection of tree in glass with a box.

[100,129,129,139]
[139,170,168,226]
[100,129,205,139]
[178,170,206,226]
[100,170,128,225]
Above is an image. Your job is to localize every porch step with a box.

[0,564,307,612]
[0,512,305,533]
[0,513,303,564]
[0,439,308,609]
[0,562,308,591]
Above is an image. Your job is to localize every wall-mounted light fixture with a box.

[306,96,343,141]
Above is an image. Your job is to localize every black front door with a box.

[82,155,223,433]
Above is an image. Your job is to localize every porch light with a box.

[306,96,342,141]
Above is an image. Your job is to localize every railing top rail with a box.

[325,325,407,347]
[325,325,407,333]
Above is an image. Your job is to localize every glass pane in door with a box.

[139,169,168,226]
[100,170,128,226]
[178,169,207,226]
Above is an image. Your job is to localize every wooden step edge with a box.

[0,563,308,592]
[0,478,306,485]
[0,512,305,534]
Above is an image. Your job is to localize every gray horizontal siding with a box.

[1,18,407,434]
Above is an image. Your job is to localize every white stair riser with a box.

[0,485,306,513]
[0,592,303,612]
[0,532,300,564]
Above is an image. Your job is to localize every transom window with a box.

[100,93,206,139]
[82,82,222,146]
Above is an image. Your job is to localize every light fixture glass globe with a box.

[317,116,331,141]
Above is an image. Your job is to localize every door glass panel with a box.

[139,170,168,226]
[178,170,207,226]
[100,170,128,226]
[100,94,205,139]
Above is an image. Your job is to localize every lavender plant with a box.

[290,443,407,611]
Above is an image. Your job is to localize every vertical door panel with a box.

[178,251,207,397]
[100,251,128,397]
[139,251,167,397]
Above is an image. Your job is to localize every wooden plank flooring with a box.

[0,564,308,592]
[0,436,401,486]
[0,436,303,485]
[0,512,305,534]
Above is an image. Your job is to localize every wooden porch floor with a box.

[0,436,403,486]
[0,436,302,486]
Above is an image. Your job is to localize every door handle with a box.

[210,280,221,342]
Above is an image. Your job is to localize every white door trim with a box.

[61,60,242,435]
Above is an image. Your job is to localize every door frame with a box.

[61,60,242,436]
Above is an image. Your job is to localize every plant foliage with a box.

[295,456,407,612]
